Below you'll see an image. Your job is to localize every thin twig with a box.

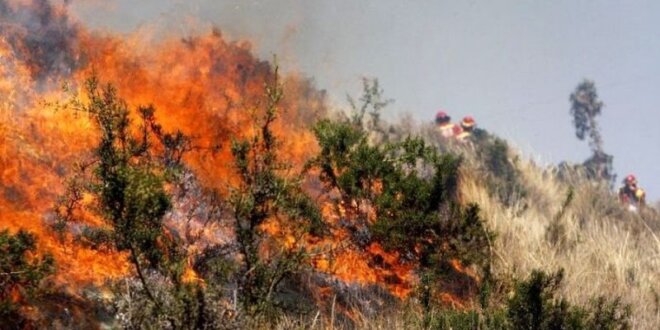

[0,270,28,276]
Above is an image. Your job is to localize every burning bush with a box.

[306,81,493,309]
[226,66,325,320]
[0,229,54,327]
[51,76,213,328]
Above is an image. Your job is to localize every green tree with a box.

[569,80,615,183]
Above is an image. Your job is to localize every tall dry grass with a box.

[460,148,660,329]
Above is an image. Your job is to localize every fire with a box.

[182,266,203,285]
[1,0,321,290]
[307,202,416,299]
[0,0,476,308]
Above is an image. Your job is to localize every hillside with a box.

[1,1,659,329]
[458,138,660,329]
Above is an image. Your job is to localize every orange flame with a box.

[1,4,321,291]
[1,1,476,307]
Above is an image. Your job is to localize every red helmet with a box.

[461,116,476,128]
[625,174,637,185]
[435,111,450,124]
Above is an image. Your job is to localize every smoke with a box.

[0,0,80,82]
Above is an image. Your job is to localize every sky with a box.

[69,0,660,200]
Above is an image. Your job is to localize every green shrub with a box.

[507,269,630,330]
[307,84,493,310]
[473,133,526,206]
[228,66,325,320]
[54,76,205,328]
[310,119,493,265]
[417,269,630,330]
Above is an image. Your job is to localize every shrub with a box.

[416,269,630,330]
[228,65,325,320]
[472,133,526,206]
[54,76,207,328]
[0,230,54,328]
[307,84,493,307]
[507,269,630,330]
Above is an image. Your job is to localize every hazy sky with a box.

[70,0,660,199]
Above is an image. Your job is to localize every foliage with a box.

[507,269,630,330]
[569,80,615,183]
[546,188,574,248]
[307,80,493,307]
[54,76,210,328]
[228,65,324,319]
[0,230,54,328]
[347,78,393,142]
[472,133,526,206]
[56,77,188,270]
[582,151,615,184]
[569,80,603,148]
[413,269,631,330]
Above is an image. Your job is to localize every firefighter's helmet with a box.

[461,116,476,129]
[435,111,450,124]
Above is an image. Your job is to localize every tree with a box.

[569,80,615,183]
[0,230,54,328]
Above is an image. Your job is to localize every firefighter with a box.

[435,111,458,139]
[455,116,476,142]
[619,174,646,211]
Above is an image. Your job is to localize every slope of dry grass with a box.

[460,147,660,329]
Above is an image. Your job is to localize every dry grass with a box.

[267,307,426,330]
[460,149,660,329]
